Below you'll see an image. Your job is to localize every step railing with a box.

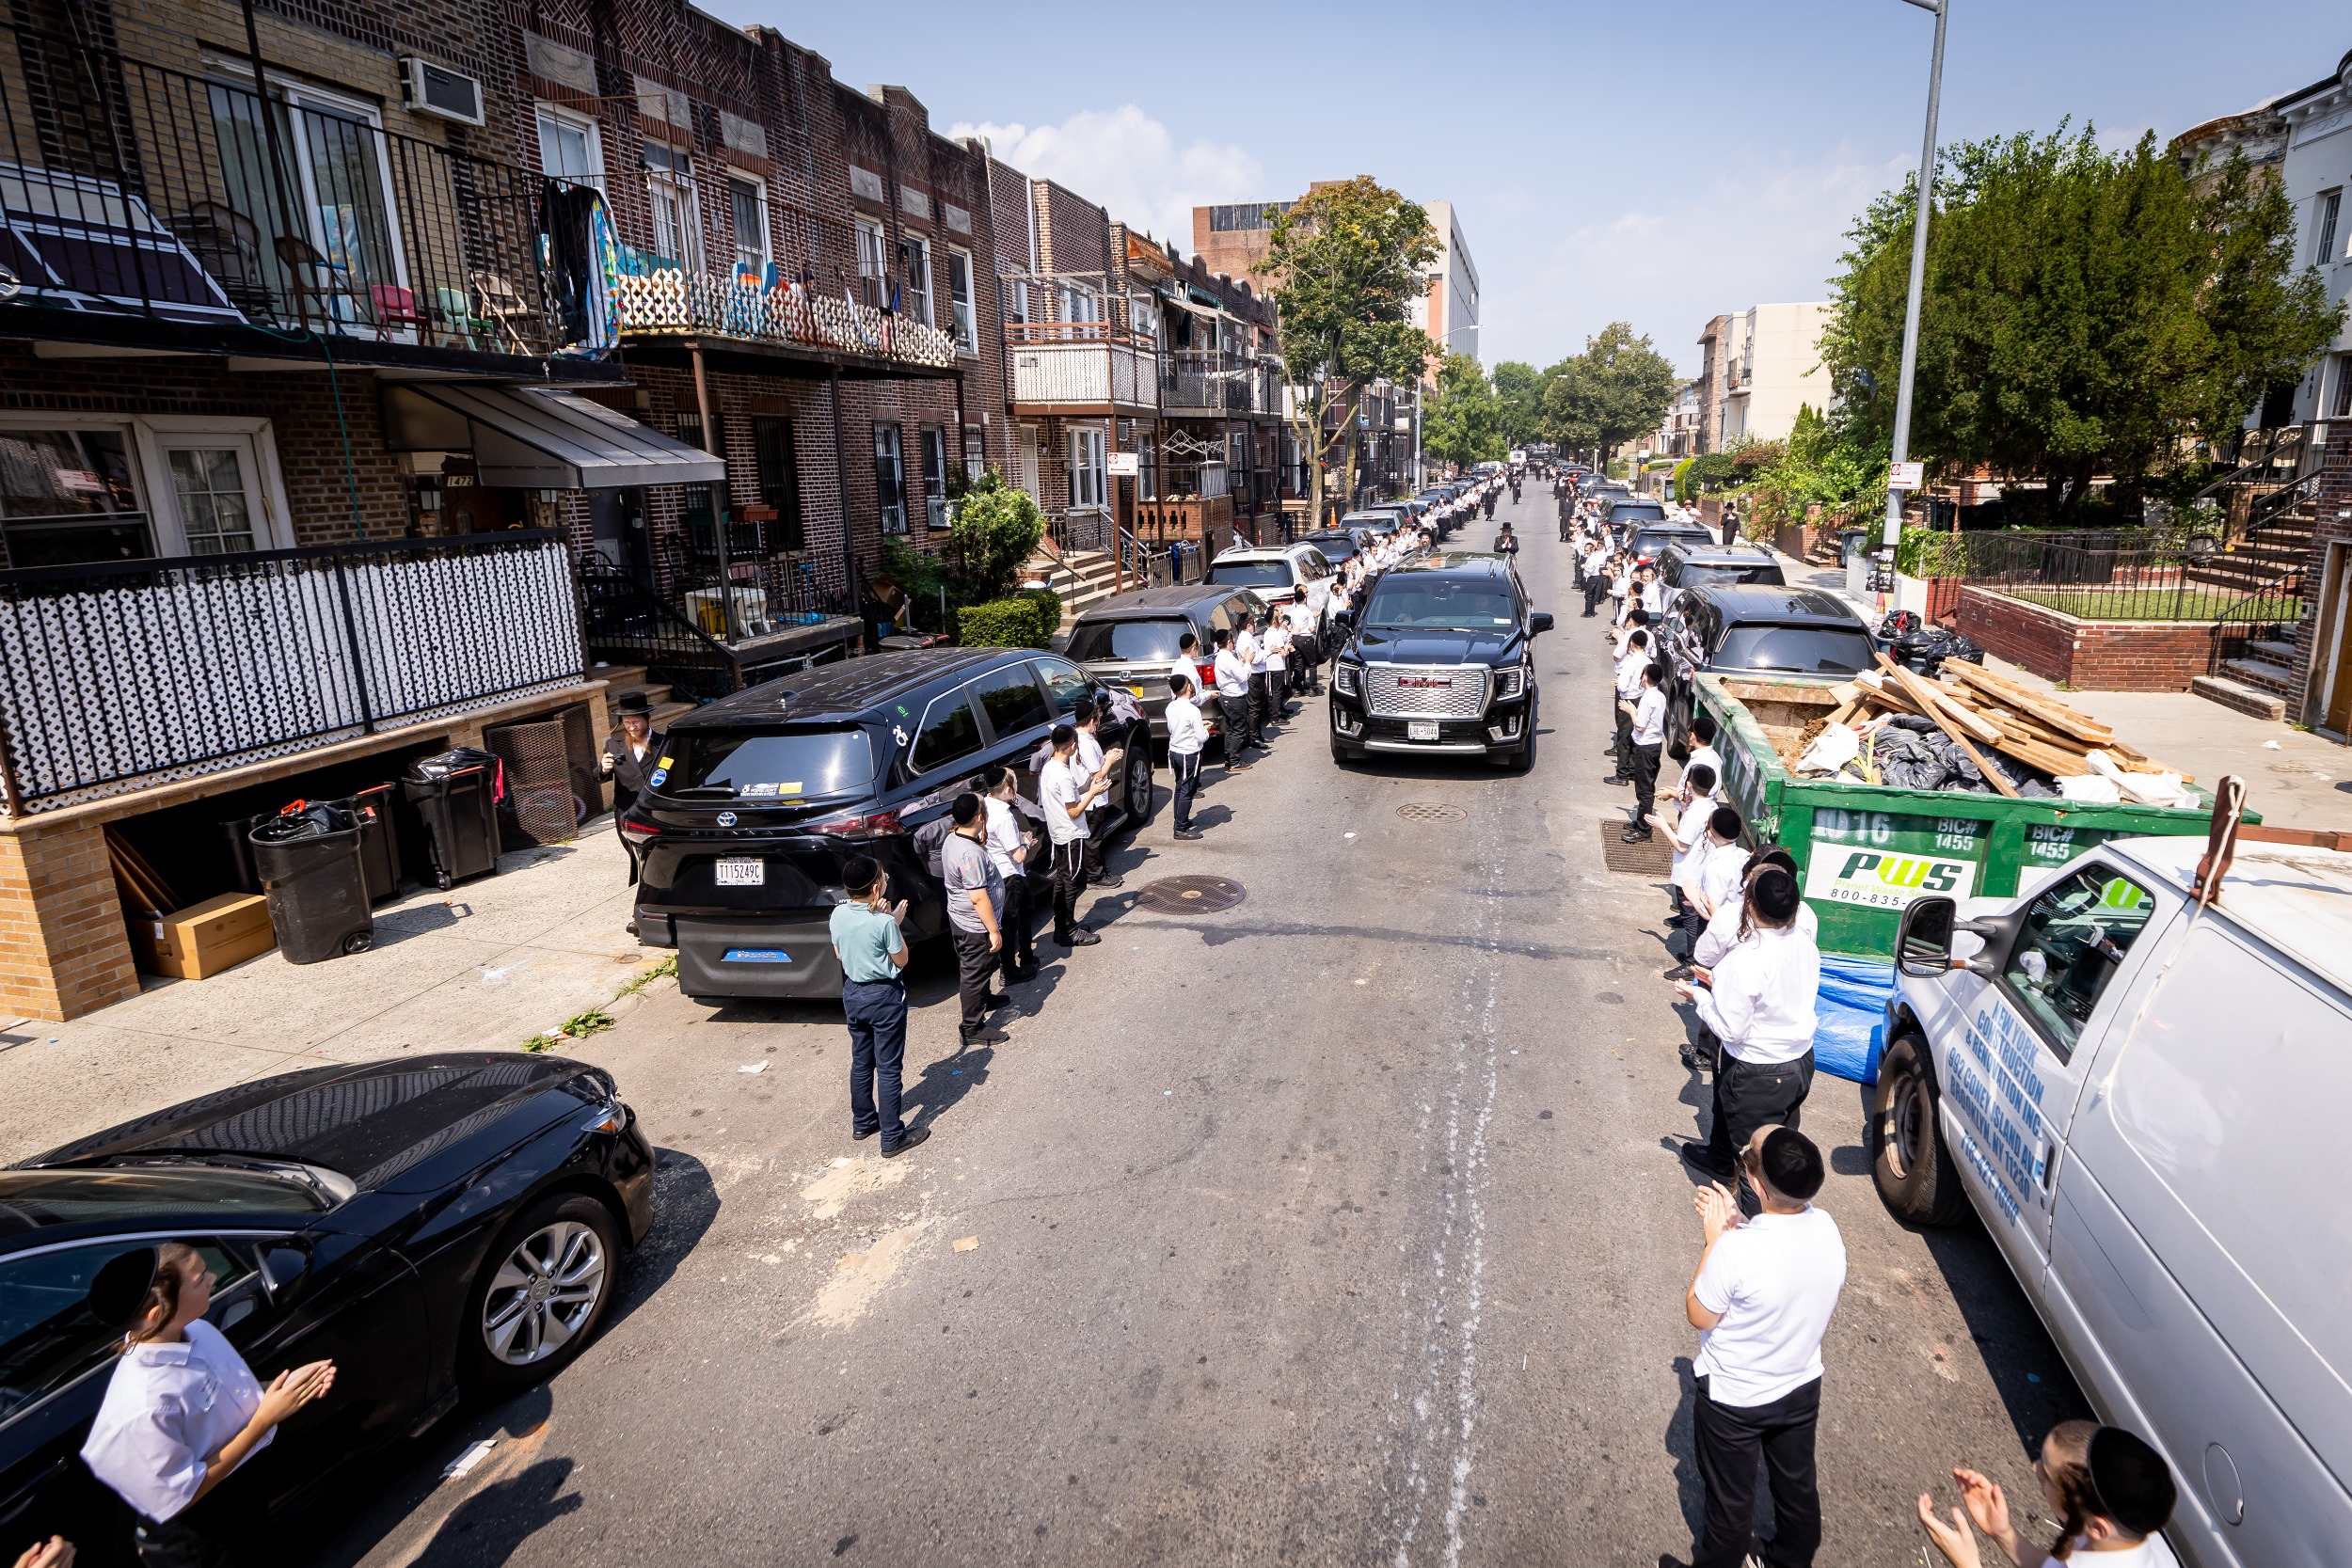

[2208,560,2308,681]
[577,558,749,697]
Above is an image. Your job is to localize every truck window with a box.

[2000,863,2155,1059]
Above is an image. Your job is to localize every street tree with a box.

[1820,124,2344,519]
[1490,360,1548,449]
[1422,352,1507,468]
[1542,323,1679,469]
[1264,178,1441,520]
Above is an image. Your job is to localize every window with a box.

[1999,863,2155,1060]
[1129,295,1157,341]
[729,177,768,272]
[1066,617,1191,663]
[910,690,983,772]
[1070,427,1106,512]
[535,106,603,185]
[961,424,984,483]
[899,236,932,326]
[1060,283,1100,325]
[0,427,152,567]
[919,426,949,531]
[751,417,803,552]
[855,219,888,309]
[1003,276,1030,325]
[1034,657,1091,716]
[2315,189,2343,268]
[946,248,977,353]
[874,423,906,534]
[2335,355,2352,420]
[0,1240,258,1424]
[644,143,700,270]
[167,448,259,554]
[969,663,1053,739]
[668,726,876,795]
[1136,437,1157,502]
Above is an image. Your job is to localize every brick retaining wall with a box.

[1953,586,2219,691]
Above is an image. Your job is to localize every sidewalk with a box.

[1772,549,2349,831]
[0,825,666,1164]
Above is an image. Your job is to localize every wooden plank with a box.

[1872,655,2020,798]
[1877,654,2005,744]
[1945,661,2117,743]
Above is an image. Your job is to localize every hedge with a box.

[957,588,1061,648]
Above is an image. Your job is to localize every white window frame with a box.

[0,412,294,556]
[946,247,978,354]
[728,173,769,273]
[533,103,605,187]
[643,142,702,272]
[920,425,949,530]
[901,234,933,327]
[874,422,907,535]
[855,218,888,309]
[2316,188,2344,268]
[264,79,414,339]
[1069,426,1107,513]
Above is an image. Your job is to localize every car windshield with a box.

[1362,578,1518,628]
[1067,617,1189,663]
[1206,562,1295,589]
[1713,624,1876,674]
[1611,504,1666,522]
[1306,536,1359,562]
[1635,530,1708,555]
[665,726,876,799]
[0,1165,332,1235]
[1677,562,1785,588]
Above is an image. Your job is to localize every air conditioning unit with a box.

[401,57,485,125]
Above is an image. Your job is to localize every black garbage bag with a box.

[1892,625,1985,675]
[251,801,358,842]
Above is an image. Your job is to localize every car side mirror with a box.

[260,1241,313,1294]
[1895,896,1959,977]
[1529,611,1555,635]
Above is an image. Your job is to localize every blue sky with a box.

[730,0,2348,376]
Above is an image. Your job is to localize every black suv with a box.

[624,649,1152,1004]
[1658,583,1877,756]
[1657,543,1786,591]
[1327,553,1553,769]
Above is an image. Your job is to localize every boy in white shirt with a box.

[1039,724,1114,949]
[1165,673,1209,841]
[1212,627,1255,771]
[1651,761,1721,973]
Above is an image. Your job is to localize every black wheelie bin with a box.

[403,748,503,890]
[249,803,373,963]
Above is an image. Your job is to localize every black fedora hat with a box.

[613,691,653,717]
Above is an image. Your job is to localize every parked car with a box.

[1066,584,1270,742]
[1883,833,2352,1568]
[1628,519,1718,562]
[1337,511,1404,546]
[625,649,1153,1003]
[1657,542,1787,591]
[0,1053,655,1565]
[1201,544,1335,626]
[1296,528,1364,568]
[1658,583,1877,756]
[1606,498,1668,530]
[1327,552,1553,769]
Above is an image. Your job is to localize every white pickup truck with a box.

[1877,830,2351,1568]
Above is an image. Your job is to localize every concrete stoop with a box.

[2191,674,2287,721]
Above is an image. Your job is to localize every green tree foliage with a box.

[946,469,1043,601]
[1821,124,2343,519]
[1489,360,1548,449]
[1422,352,1508,467]
[1738,407,1889,531]
[1541,323,1679,463]
[1265,178,1442,519]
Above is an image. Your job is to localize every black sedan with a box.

[0,1053,655,1563]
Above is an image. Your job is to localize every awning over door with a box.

[381,384,725,489]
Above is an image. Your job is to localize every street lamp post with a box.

[1883,0,1949,553]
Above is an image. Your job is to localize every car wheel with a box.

[460,1192,619,1391]
[1512,701,1540,773]
[1123,747,1153,827]
[1329,736,1356,768]
[1870,1034,1972,1227]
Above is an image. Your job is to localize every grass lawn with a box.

[2007,587,2303,623]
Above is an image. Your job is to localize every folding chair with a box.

[471,270,534,351]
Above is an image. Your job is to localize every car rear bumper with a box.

[673,913,844,1001]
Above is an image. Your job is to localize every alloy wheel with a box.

[481,1218,608,1366]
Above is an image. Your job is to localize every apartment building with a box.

[1693,304,1833,449]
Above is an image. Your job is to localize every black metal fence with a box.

[1936,531,2299,623]
[0,531,582,812]
[0,20,560,352]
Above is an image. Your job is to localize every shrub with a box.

[958,588,1061,648]
[949,471,1044,602]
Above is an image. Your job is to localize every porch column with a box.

[0,816,141,1021]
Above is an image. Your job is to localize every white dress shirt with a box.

[1165,694,1208,756]
[1694,837,1751,914]
[1039,756,1089,846]
[1667,796,1718,890]
[82,1319,270,1523]
[1694,895,1820,971]
[1075,728,1105,778]
[982,795,1026,879]
[1213,648,1251,698]
[1684,743,1724,790]
[1693,923,1820,1066]
[1692,1204,1848,1408]
[1631,686,1667,746]
[1614,649,1648,700]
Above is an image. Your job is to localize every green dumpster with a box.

[1695,672,2242,960]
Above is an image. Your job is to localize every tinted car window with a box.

[911,692,984,772]
[1362,578,1518,628]
[1205,561,1294,589]
[668,727,875,797]
[1610,502,1666,522]
[2001,865,2154,1060]
[970,664,1054,738]
[1674,560,1786,589]
[0,1166,332,1228]
[1035,657,1092,716]
[1712,624,1876,674]
[0,1240,257,1422]
[1068,618,1189,663]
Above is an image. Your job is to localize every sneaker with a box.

[1174,828,1203,840]
[1093,873,1125,889]
[961,1026,1010,1046]
[880,1125,930,1158]
[1662,963,1694,982]
[1057,927,1102,947]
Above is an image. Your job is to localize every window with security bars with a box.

[874,423,907,534]
[752,417,803,551]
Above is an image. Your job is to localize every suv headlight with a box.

[1333,662,1361,696]
[1493,666,1527,702]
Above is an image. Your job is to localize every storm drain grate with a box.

[1599,817,1675,877]
[1395,802,1467,824]
[1135,875,1248,914]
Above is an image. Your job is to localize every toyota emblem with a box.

[716,811,739,828]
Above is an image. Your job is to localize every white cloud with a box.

[946,105,1262,252]
[1481,143,1912,372]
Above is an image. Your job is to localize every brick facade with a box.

[1953,587,2223,692]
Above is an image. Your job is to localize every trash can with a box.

[248,804,373,964]
[323,784,404,904]
[402,748,503,891]
[217,810,274,895]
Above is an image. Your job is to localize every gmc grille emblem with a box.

[1397,676,1453,688]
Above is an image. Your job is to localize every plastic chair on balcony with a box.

[471,270,535,351]
[274,233,355,330]
[369,283,420,341]
[430,286,482,350]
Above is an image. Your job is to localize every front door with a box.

[1016,425,1040,503]
[2324,543,2352,736]
[155,434,277,555]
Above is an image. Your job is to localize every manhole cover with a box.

[1599,817,1675,877]
[1396,802,1467,824]
[1135,875,1247,914]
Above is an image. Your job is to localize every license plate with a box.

[1408,721,1439,741]
[1128,685,1146,698]
[713,858,765,887]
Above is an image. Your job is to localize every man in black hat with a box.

[600,691,661,883]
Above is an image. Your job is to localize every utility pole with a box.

[1883,0,1949,556]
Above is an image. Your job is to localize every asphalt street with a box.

[313,489,2090,1568]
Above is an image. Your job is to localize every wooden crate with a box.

[129,893,276,979]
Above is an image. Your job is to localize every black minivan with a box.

[624,650,1152,1004]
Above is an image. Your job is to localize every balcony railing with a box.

[614,264,957,369]
[0,22,564,356]
[1005,319,1156,409]
[0,532,584,813]
[1162,350,1248,416]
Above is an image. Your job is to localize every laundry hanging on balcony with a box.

[537,181,618,356]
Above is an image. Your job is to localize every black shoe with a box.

[961,1027,1010,1046]
[1093,873,1124,889]
[983,992,1010,1009]
[1678,1044,1709,1074]
[881,1126,930,1158]
[1678,1140,1734,1179]
[1174,828,1203,840]
[1662,963,1694,981]
[851,1126,878,1141]
[1603,774,1630,786]
[1003,964,1039,984]
[1058,928,1102,947]
[1621,828,1653,844]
